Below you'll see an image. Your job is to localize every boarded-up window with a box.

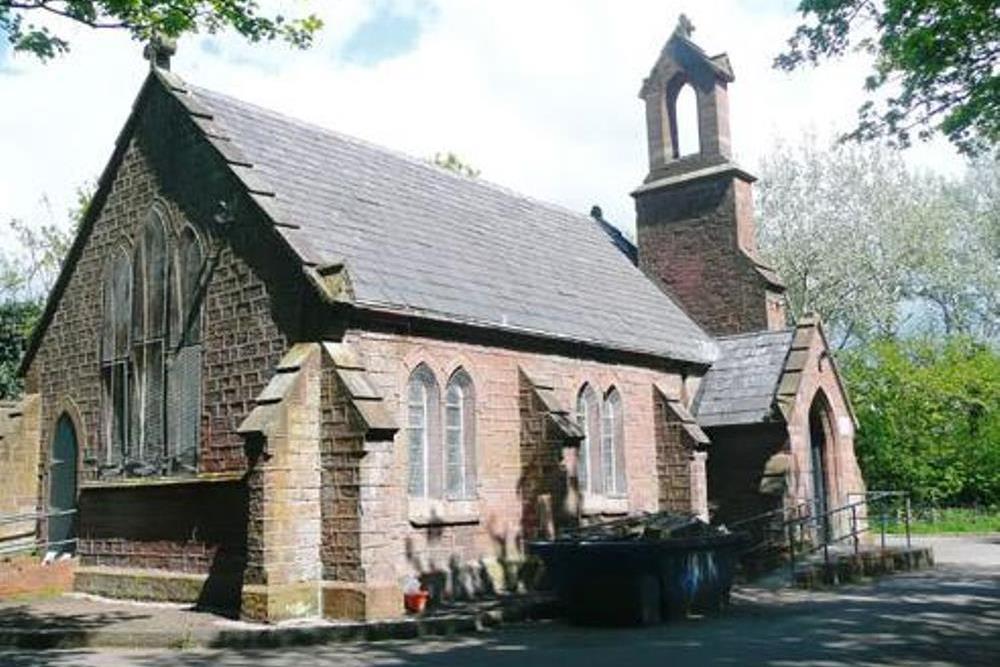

[101,251,132,464]
[168,226,204,470]
[132,212,168,459]
[444,368,476,499]
[99,211,206,475]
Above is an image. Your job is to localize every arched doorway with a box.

[808,394,834,541]
[47,414,78,555]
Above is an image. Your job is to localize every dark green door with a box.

[47,415,77,554]
[809,411,830,542]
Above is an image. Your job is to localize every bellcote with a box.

[638,16,735,182]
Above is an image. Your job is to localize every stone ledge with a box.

[793,546,935,589]
[73,566,208,604]
[0,593,556,650]
[80,472,245,490]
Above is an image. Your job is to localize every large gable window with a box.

[100,208,205,475]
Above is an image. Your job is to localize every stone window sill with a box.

[408,497,480,527]
[80,471,244,490]
[580,494,629,517]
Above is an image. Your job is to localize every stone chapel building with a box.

[7,21,864,621]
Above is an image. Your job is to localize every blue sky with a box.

[339,1,436,66]
[0,0,966,248]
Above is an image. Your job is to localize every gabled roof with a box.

[592,209,638,266]
[693,329,794,427]
[20,69,718,374]
[179,75,717,364]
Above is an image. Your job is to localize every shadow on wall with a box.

[195,477,249,617]
[402,509,541,604]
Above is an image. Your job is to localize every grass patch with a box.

[883,507,1000,534]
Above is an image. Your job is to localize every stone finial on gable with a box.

[673,14,695,40]
[143,33,177,71]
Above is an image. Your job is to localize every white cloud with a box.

[0,0,966,245]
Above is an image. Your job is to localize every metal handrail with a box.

[0,508,78,557]
[729,490,912,578]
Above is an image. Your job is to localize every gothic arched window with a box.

[576,384,600,494]
[167,226,204,469]
[601,387,626,496]
[101,249,132,464]
[99,208,207,475]
[406,364,438,498]
[132,210,168,459]
[444,368,476,499]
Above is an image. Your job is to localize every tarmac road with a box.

[2,534,997,667]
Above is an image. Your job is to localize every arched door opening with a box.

[47,414,78,556]
[808,394,834,542]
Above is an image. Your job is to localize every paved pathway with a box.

[2,534,997,667]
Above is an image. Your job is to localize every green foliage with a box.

[432,152,480,178]
[0,182,89,397]
[0,1,323,61]
[777,0,1000,156]
[884,506,1000,534]
[842,336,1000,505]
[0,300,41,399]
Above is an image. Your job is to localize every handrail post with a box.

[822,511,830,578]
[787,515,796,577]
[880,503,887,551]
[904,493,912,550]
[851,504,859,555]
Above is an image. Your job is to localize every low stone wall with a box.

[0,396,41,555]
[793,546,934,588]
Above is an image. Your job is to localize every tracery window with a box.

[100,207,205,474]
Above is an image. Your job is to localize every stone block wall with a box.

[21,82,308,577]
[344,329,699,597]
[705,423,787,527]
[654,393,694,513]
[782,323,866,534]
[0,396,41,553]
[241,345,323,622]
[635,172,777,336]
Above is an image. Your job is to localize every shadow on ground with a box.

[2,562,996,667]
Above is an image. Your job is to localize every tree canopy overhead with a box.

[756,138,999,346]
[0,0,323,61]
[777,0,1000,156]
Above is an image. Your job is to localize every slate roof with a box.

[693,329,794,427]
[181,79,716,364]
[592,209,638,266]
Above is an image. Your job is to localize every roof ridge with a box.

[185,81,602,228]
[716,328,794,342]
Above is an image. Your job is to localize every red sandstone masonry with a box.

[344,329,703,591]
[24,83,292,576]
